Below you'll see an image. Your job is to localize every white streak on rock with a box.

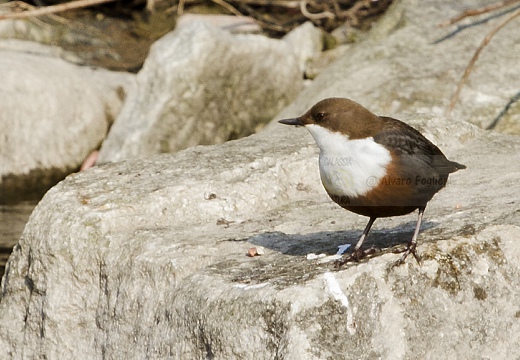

[324,272,356,335]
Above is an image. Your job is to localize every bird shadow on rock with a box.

[248,220,439,257]
[209,221,440,289]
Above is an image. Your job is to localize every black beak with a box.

[278,118,304,126]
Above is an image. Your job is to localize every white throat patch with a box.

[306,124,391,197]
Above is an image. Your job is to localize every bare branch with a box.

[300,0,335,20]
[0,0,119,20]
[177,0,186,15]
[210,0,244,17]
[439,0,520,27]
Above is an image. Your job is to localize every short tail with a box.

[450,161,466,172]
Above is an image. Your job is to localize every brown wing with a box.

[375,117,465,176]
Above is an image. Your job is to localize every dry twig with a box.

[300,0,334,20]
[0,0,392,37]
[210,0,243,17]
[177,0,186,15]
[338,0,368,26]
[174,0,391,34]
[439,0,520,27]
[0,0,119,20]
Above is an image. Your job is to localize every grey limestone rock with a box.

[2,108,520,358]
[1,0,520,359]
[97,21,322,163]
[0,44,134,202]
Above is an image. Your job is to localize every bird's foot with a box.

[334,247,377,268]
[393,242,421,266]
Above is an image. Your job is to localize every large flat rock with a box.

[97,21,321,163]
[1,111,519,358]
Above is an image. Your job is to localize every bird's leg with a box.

[352,216,377,257]
[395,206,425,265]
[335,216,377,267]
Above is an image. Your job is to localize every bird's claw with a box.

[334,247,377,268]
[393,242,421,266]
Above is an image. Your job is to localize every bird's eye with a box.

[315,112,326,122]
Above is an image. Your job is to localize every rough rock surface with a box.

[1,0,520,359]
[2,109,520,359]
[97,21,322,163]
[0,42,134,202]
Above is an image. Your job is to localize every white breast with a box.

[306,124,391,197]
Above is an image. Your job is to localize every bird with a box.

[279,98,466,265]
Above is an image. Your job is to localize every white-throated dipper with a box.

[279,98,466,265]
